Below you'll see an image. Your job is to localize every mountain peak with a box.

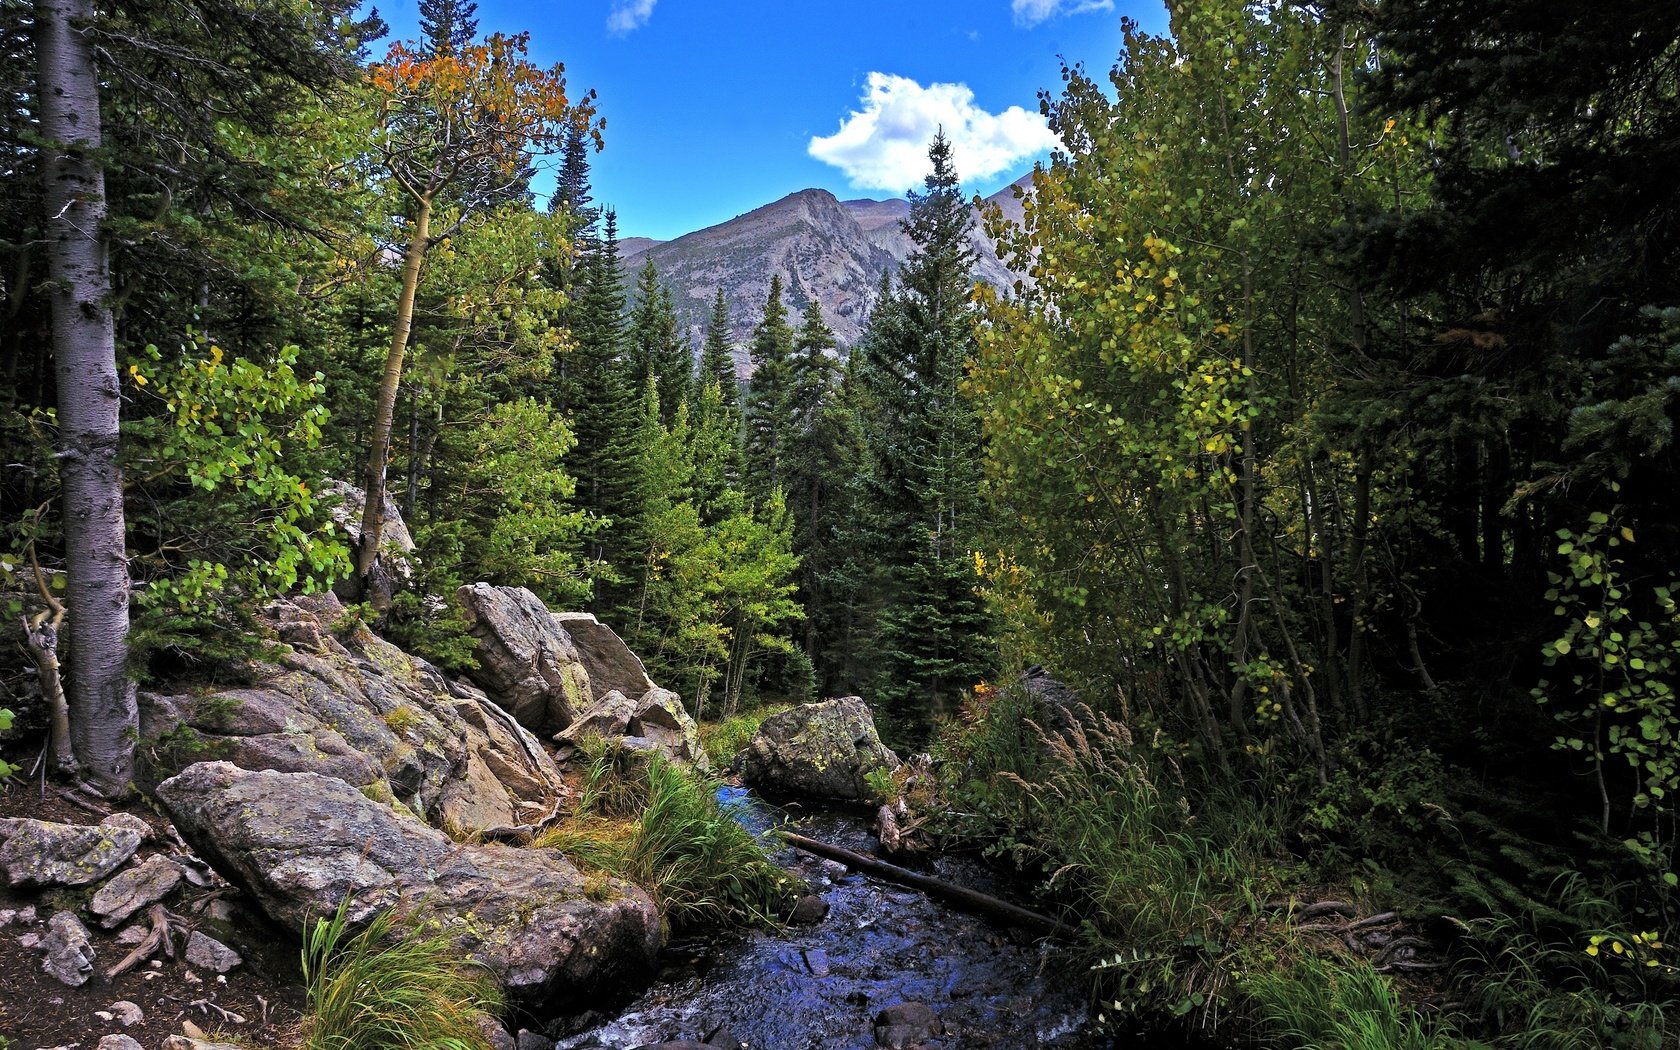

[622,175,1033,353]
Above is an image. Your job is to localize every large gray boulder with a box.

[138,592,567,836]
[0,817,142,888]
[457,584,593,737]
[741,697,900,802]
[550,612,656,701]
[157,762,661,1011]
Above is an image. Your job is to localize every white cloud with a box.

[1011,0,1114,28]
[607,0,656,34]
[808,73,1059,192]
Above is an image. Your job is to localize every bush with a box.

[301,901,502,1050]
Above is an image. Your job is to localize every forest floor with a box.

[0,781,309,1050]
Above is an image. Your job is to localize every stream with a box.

[547,787,1129,1050]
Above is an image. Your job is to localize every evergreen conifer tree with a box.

[418,0,478,56]
[742,275,797,504]
[627,259,692,423]
[699,287,741,409]
[851,132,993,739]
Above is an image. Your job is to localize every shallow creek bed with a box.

[545,787,1129,1050]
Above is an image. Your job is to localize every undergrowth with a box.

[534,738,797,930]
[300,900,502,1050]
[933,682,1476,1047]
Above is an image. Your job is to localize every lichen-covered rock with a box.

[0,817,142,888]
[157,762,660,1011]
[630,689,708,770]
[90,855,183,928]
[550,611,656,700]
[741,697,900,802]
[457,584,592,736]
[557,689,638,744]
[38,911,95,986]
[138,592,566,836]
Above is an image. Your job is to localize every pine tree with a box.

[547,208,637,609]
[699,287,741,409]
[418,0,478,56]
[742,275,797,504]
[783,300,852,675]
[627,260,692,423]
[851,132,992,739]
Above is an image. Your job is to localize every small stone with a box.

[874,1002,941,1049]
[108,1000,145,1026]
[184,930,242,973]
[99,813,155,843]
[98,1036,146,1050]
[476,1014,517,1050]
[0,905,37,927]
[90,855,185,928]
[515,1030,554,1050]
[18,932,41,949]
[802,947,830,977]
[37,911,96,987]
[789,894,830,925]
[116,925,148,946]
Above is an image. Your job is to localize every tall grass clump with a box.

[1242,952,1461,1050]
[535,739,797,930]
[301,901,502,1050]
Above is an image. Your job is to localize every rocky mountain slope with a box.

[622,174,1034,354]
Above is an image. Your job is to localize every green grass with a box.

[697,702,793,769]
[534,739,797,930]
[301,901,503,1050]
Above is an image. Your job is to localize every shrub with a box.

[301,901,502,1050]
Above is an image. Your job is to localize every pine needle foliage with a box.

[301,901,503,1050]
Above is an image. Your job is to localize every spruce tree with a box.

[851,132,992,739]
[627,260,692,423]
[418,0,478,56]
[699,287,741,409]
[742,275,796,504]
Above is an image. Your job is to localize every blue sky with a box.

[369,0,1170,241]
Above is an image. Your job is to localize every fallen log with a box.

[778,831,1067,940]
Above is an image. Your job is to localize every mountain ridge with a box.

[619,175,1033,355]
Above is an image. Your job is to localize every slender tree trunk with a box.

[35,0,137,795]
[357,193,433,593]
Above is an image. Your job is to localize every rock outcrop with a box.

[156,762,662,1010]
[138,592,567,836]
[551,611,656,700]
[558,687,708,770]
[742,697,899,802]
[457,584,592,737]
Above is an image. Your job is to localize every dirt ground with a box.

[0,779,309,1050]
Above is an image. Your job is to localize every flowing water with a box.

[548,787,1132,1049]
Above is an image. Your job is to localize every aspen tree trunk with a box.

[35,0,138,795]
[357,194,433,595]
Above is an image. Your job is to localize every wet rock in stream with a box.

[549,793,1107,1050]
